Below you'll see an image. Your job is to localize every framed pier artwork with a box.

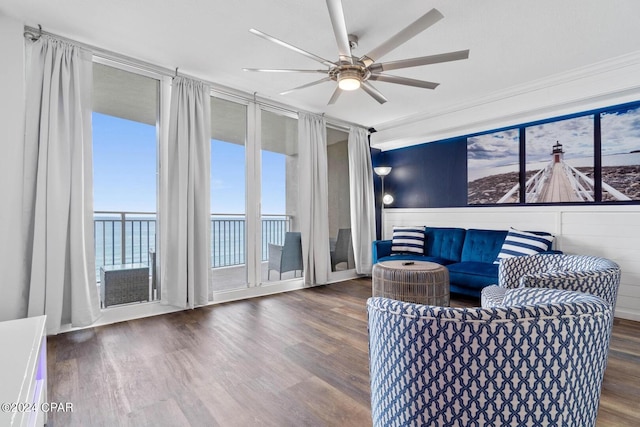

[467,101,640,205]
[525,115,594,203]
[467,129,520,205]
[600,104,640,201]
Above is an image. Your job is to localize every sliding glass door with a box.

[210,96,248,292]
[92,59,160,305]
[326,126,355,278]
[208,101,303,291]
[260,109,302,284]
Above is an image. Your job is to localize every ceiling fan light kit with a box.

[335,66,366,91]
[337,74,361,91]
[244,0,469,105]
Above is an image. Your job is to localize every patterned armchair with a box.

[368,290,613,427]
[482,254,621,309]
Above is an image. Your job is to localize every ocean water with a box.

[94,216,156,280]
[94,215,289,281]
[602,152,640,167]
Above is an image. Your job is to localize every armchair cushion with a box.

[480,285,507,307]
[502,287,588,306]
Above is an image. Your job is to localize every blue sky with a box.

[93,113,286,214]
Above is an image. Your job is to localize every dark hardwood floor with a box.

[47,278,640,426]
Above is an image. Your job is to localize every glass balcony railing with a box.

[93,211,291,281]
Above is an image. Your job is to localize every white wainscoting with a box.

[383,205,640,321]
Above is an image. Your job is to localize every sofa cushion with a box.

[424,227,466,262]
[377,254,457,266]
[460,229,508,263]
[494,228,555,264]
[391,226,425,255]
[448,261,500,289]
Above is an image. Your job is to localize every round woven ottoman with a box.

[372,260,450,306]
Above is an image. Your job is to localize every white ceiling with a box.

[3,0,640,131]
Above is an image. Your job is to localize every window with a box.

[92,60,160,304]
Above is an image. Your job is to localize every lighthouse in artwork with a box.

[551,141,564,163]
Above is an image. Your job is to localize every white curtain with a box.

[23,35,100,334]
[348,126,377,274]
[161,77,211,308]
[298,112,331,285]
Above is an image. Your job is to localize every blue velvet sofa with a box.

[372,227,557,298]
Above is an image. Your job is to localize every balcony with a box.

[94,211,294,305]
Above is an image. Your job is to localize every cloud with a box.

[467,130,520,180]
[468,130,519,163]
[526,115,594,162]
[601,107,640,154]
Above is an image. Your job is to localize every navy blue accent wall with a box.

[371,147,383,239]
[385,139,468,208]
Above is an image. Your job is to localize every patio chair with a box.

[330,228,353,271]
[268,231,303,280]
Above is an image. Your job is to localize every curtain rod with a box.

[23,25,362,132]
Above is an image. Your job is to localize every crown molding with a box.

[372,51,640,149]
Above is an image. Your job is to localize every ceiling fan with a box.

[243,0,469,105]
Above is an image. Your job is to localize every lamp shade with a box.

[374,166,392,177]
[383,194,394,205]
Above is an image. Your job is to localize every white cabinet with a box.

[0,316,47,427]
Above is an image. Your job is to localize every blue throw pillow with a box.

[494,228,554,264]
[391,226,425,255]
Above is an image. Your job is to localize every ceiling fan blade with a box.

[325,0,354,64]
[328,87,342,105]
[361,8,444,66]
[249,28,335,67]
[361,82,388,104]
[369,74,439,89]
[243,68,328,73]
[369,49,469,73]
[280,77,332,95]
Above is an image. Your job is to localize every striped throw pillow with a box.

[391,226,425,255]
[494,228,554,264]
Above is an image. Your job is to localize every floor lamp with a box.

[374,166,392,239]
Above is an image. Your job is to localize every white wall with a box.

[0,13,28,321]
[383,206,640,321]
